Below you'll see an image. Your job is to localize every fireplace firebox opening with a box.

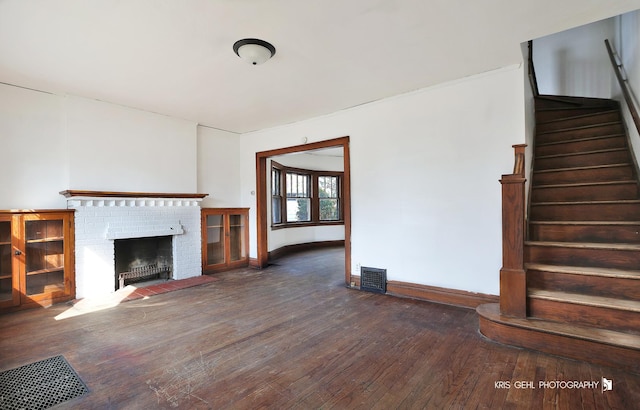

[114,236,173,290]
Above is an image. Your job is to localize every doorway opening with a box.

[255,136,351,285]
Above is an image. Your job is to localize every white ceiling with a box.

[1,1,639,134]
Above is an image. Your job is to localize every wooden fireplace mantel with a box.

[60,190,208,199]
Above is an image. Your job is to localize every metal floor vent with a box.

[361,266,387,294]
[0,355,89,410]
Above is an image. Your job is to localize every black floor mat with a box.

[0,355,89,409]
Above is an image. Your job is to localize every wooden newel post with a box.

[499,144,527,317]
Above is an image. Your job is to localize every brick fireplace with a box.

[61,191,207,299]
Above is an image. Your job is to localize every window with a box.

[271,168,282,224]
[318,175,339,221]
[286,172,311,222]
[271,161,343,227]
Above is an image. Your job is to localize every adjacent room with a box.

[2,1,640,408]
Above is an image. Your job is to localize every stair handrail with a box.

[605,39,640,136]
[528,40,540,97]
[499,144,527,318]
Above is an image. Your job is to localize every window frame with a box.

[271,161,344,229]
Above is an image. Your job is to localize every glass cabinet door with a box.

[229,214,246,262]
[202,208,249,273]
[206,214,225,266]
[24,217,65,297]
[0,218,18,307]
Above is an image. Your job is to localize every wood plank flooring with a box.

[1,246,640,409]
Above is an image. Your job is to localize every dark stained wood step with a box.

[531,180,638,202]
[530,200,640,221]
[537,110,621,133]
[535,134,626,157]
[525,241,640,270]
[526,263,640,299]
[477,303,640,374]
[537,107,620,122]
[529,221,640,243]
[533,164,634,185]
[536,122,624,145]
[527,289,640,334]
[534,148,630,170]
[535,95,619,110]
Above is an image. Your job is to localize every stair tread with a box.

[532,199,640,205]
[525,240,640,250]
[530,220,640,226]
[534,163,632,174]
[537,109,619,125]
[477,303,640,350]
[526,263,640,279]
[529,289,640,313]
[536,133,625,147]
[533,180,637,189]
[536,147,626,160]
[538,121,621,135]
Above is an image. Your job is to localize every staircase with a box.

[478,95,640,373]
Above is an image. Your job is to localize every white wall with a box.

[534,18,616,98]
[267,152,345,252]
[0,84,68,209]
[615,10,640,167]
[241,65,526,295]
[66,96,197,193]
[197,126,241,207]
[0,84,200,210]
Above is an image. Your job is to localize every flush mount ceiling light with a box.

[233,38,276,65]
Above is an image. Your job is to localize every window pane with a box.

[286,173,310,198]
[287,198,311,222]
[320,198,339,221]
[272,197,282,224]
[318,176,338,198]
[271,168,281,195]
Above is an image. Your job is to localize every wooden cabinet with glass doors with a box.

[201,208,249,273]
[0,210,75,312]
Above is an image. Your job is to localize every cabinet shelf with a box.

[26,267,64,276]
[0,241,11,246]
[0,274,11,280]
[26,236,64,244]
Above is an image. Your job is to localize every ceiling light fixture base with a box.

[233,38,276,65]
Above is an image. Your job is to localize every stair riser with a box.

[537,123,624,145]
[527,270,640,299]
[537,112,621,133]
[529,223,640,243]
[530,202,640,221]
[531,183,638,202]
[533,166,634,185]
[528,298,640,334]
[535,136,626,157]
[526,245,640,270]
[535,150,630,170]
[477,311,640,374]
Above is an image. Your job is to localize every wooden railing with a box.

[605,39,640,136]
[499,144,527,317]
[528,40,539,97]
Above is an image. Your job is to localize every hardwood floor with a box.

[1,246,640,409]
